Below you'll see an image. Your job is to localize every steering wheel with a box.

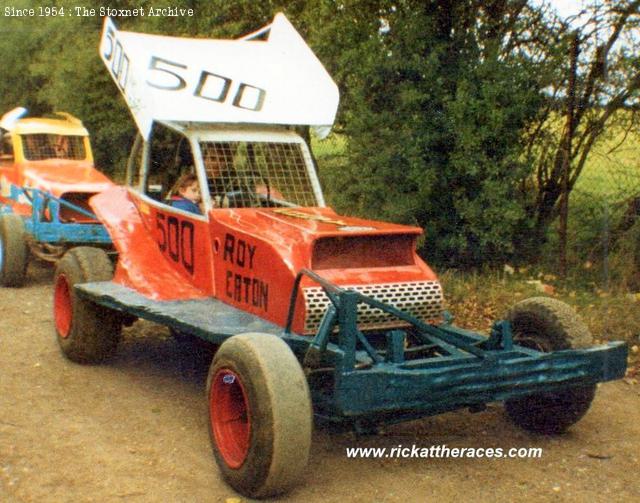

[223,189,254,208]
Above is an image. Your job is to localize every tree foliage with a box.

[520,0,640,255]
[0,0,316,175]
[0,0,638,268]
[317,1,546,267]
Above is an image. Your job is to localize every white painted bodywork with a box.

[100,14,339,139]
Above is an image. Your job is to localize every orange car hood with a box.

[213,206,422,243]
[21,160,113,198]
[211,206,423,274]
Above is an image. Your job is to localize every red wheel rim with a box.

[54,274,72,338]
[210,368,251,469]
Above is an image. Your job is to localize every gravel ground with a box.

[1,262,639,502]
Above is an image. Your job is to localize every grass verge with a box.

[440,269,640,380]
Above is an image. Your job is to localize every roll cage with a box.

[128,122,325,212]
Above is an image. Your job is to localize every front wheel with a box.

[53,247,121,363]
[206,333,312,498]
[504,297,597,434]
[0,214,28,287]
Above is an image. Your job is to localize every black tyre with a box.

[53,247,121,363]
[504,297,597,434]
[207,333,312,498]
[0,214,28,287]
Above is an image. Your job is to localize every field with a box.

[573,116,640,200]
[551,117,640,287]
[313,114,640,287]
[311,122,640,376]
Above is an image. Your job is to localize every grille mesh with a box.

[303,281,444,334]
[200,141,317,208]
[21,134,86,161]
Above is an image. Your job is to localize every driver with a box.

[54,136,70,158]
[203,143,283,207]
[168,173,202,215]
[204,144,235,201]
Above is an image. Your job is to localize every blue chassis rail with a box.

[0,187,110,244]
[76,269,628,423]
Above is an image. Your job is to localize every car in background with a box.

[0,108,112,286]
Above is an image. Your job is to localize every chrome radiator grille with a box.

[302,281,444,334]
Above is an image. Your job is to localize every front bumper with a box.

[331,342,627,418]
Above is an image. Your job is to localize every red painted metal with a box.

[134,196,214,295]
[89,188,208,300]
[208,207,438,333]
[210,368,251,469]
[91,186,440,334]
[17,160,112,198]
[0,141,113,217]
[54,274,72,338]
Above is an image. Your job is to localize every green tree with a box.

[7,0,620,272]
[3,0,312,176]
[520,0,640,258]
[0,0,51,114]
[317,0,546,267]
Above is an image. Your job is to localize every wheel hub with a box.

[210,368,251,469]
[54,274,72,338]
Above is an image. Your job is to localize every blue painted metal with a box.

[331,343,626,418]
[386,330,406,363]
[4,186,111,244]
[75,269,629,425]
[24,220,110,243]
[285,269,627,420]
[9,184,23,201]
[75,281,361,361]
[76,281,293,342]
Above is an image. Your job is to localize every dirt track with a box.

[1,262,640,502]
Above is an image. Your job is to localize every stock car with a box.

[0,108,112,286]
[51,14,627,498]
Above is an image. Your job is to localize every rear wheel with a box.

[504,297,597,434]
[0,214,28,287]
[207,333,312,498]
[54,247,121,363]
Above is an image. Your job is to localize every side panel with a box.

[209,216,307,333]
[134,195,214,295]
[90,187,209,300]
[0,135,25,210]
[75,281,285,342]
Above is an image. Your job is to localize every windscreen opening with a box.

[21,134,86,161]
[200,140,318,208]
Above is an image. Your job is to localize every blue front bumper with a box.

[332,342,627,418]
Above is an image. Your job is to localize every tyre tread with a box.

[207,333,312,498]
[0,214,28,287]
[54,247,120,363]
[504,297,596,434]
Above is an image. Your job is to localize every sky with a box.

[540,0,585,19]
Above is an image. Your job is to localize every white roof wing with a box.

[0,107,27,131]
[100,14,339,139]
